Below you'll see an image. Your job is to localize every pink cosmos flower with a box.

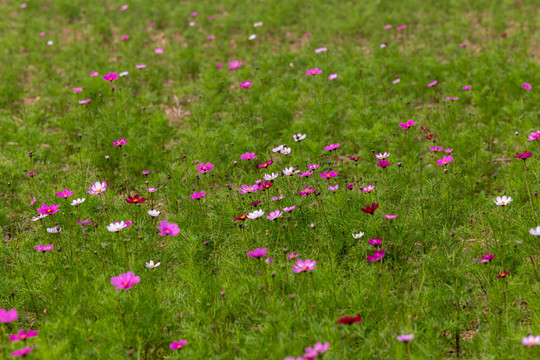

[363,185,375,193]
[305,33,311,37]
[287,252,299,259]
[320,170,338,178]
[522,335,540,346]
[142,170,150,175]
[298,171,312,177]
[216,62,222,68]
[384,214,398,220]
[393,78,401,84]
[445,97,459,101]
[324,143,341,151]
[103,73,118,82]
[11,347,33,357]
[462,85,471,90]
[305,342,330,358]
[307,163,320,170]
[384,24,392,29]
[197,163,214,173]
[427,80,438,87]
[292,259,316,273]
[238,184,260,193]
[445,148,453,153]
[306,68,322,76]
[9,330,39,342]
[459,41,468,47]
[399,120,417,129]
[271,195,285,200]
[189,190,206,200]
[156,221,180,236]
[113,138,127,146]
[283,206,296,212]
[154,48,164,54]
[239,80,253,88]
[78,219,91,227]
[56,189,73,198]
[73,88,83,93]
[436,155,453,166]
[477,253,495,263]
[367,249,385,262]
[240,152,256,160]
[37,203,60,215]
[266,209,283,220]
[527,131,540,141]
[110,271,140,290]
[328,73,338,80]
[328,184,339,191]
[522,83,532,90]
[26,172,36,177]
[30,197,36,206]
[248,248,267,258]
[119,4,128,11]
[397,334,414,342]
[298,187,316,196]
[79,99,91,104]
[207,35,215,40]
[315,47,327,53]
[121,35,129,41]
[377,160,390,168]
[369,238,382,246]
[229,60,243,69]
[170,340,187,350]
[88,181,107,194]
[0,308,18,323]
[34,244,54,252]
[136,64,146,69]
[396,25,407,31]
[90,72,99,77]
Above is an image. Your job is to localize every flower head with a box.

[522,335,540,346]
[362,185,375,193]
[522,83,532,90]
[399,120,417,129]
[266,209,283,220]
[156,221,180,236]
[304,342,329,358]
[70,198,85,207]
[126,194,147,204]
[56,189,73,198]
[324,144,340,151]
[170,340,187,350]
[494,196,512,206]
[11,347,33,357]
[110,271,140,290]
[87,181,107,195]
[247,210,264,219]
[103,73,118,82]
[113,138,127,147]
[337,315,362,325]
[37,203,60,215]
[292,259,317,273]
[497,270,509,278]
[9,330,39,342]
[229,60,242,69]
[240,152,256,160]
[436,155,453,166]
[361,203,379,215]
[368,238,382,246]
[529,226,540,236]
[145,260,160,269]
[384,214,398,220]
[106,221,132,232]
[367,249,385,262]
[527,131,540,141]
[189,190,206,200]
[377,160,390,168]
[293,133,306,142]
[477,253,495,263]
[514,151,532,160]
[320,170,338,178]
[239,80,253,88]
[375,152,390,160]
[306,68,322,75]
[397,334,414,342]
[248,248,267,258]
[0,308,18,323]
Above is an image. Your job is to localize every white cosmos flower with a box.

[272,145,285,153]
[31,214,49,221]
[119,72,129,77]
[280,147,291,154]
[293,133,307,142]
[253,22,263,27]
[145,260,161,268]
[47,226,62,233]
[148,210,161,217]
[248,34,256,40]
[352,232,364,239]
[529,226,540,236]
[282,167,295,176]
[263,173,279,181]
[375,152,390,160]
[494,196,512,206]
[71,198,86,206]
[247,209,264,219]
[106,221,131,232]
[47,40,54,46]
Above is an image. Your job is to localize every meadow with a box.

[0,0,539,359]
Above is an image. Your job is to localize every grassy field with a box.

[0,0,539,359]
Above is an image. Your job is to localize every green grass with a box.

[0,0,539,359]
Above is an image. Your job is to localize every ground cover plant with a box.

[0,0,539,359]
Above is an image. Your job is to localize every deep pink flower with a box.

[430,146,443,152]
[0,308,18,323]
[121,35,129,41]
[110,271,140,290]
[306,68,322,75]
[324,144,340,151]
[436,155,453,166]
[367,249,385,262]
[37,203,60,215]
[156,221,180,236]
[377,160,390,168]
[384,214,398,220]
[445,97,459,101]
[477,253,495,263]
[292,259,317,273]
[229,60,243,69]
[527,131,540,141]
[396,25,407,31]
[522,83,532,90]
[307,163,320,170]
[397,334,414,342]
[427,80,438,87]
[189,190,206,199]
[56,189,73,198]
[197,163,214,173]
[459,42,468,47]
[514,151,532,160]
[248,248,267,258]
[462,85,471,90]
[78,219,91,227]
[11,347,33,357]
[283,206,296,212]
[320,170,338,178]
[363,185,374,193]
[170,340,187,350]
[136,64,146,69]
[266,209,283,220]
[399,120,416,129]
[154,48,164,54]
[90,72,99,77]
[9,330,39,342]
[361,203,379,215]
[299,171,312,177]
[113,138,127,147]
[78,99,91,104]
[328,184,339,191]
[239,81,253,88]
[257,160,273,168]
[73,87,83,93]
[368,238,382,246]
[240,152,256,160]
[298,187,316,196]
[34,244,54,252]
[26,171,36,177]
[103,73,118,82]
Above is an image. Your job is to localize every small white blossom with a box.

[494,196,512,206]
[71,198,86,206]
[529,226,540,236]
[146,260,161,268]
[148,210,161,217]
[263,173,279,181]
[247,209,265,219]
[282,167,295,176]
[248,34,256,40]
[352,232,364,239]
[47,226,62,234]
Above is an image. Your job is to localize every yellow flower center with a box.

[47,209,51,212]
[302,266,307,270]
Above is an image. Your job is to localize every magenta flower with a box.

[56,189,73,198]
[299,171,312,177]
[154,47,164,54]
[34,244,54,252]
[462,85,471,90]
[73,87,83,93]
[399,120,417,129]
[287,252,299,259]
[328,184,339,191]
[9,331,39,342]
[368,238,382,246]
[240,152,256,160]
[324,143,341,151]
[305,342,329,358]
[156,221,180,236]
[445,148,453,153]
[306,68,322,75]
[384,214,398,220]
[436,155,453,166]
[121,35,129,41]
[362,185,375,193]
[427,80,438,87]
[430,146,443,152]
[527,130,540,141]
[78,219,91,227]
[90,72,99,77]
[170,340,187,350]
[292,259,317,273]
[320,170,338,178]
[396,25,407,31]
[189,190,206,200]
[229,60,243,69]
[11,347,33,357]
[307,163,320,170]
[397,334,414,342]
[445,97,459,101]
[328,73,338,80]
[283,206,296,212]
[298,187,316,196]
[103,73,118,82]
[79,99,91,104]
[377,160,390,168]
[514,151,532,160]
[87,181,107,195]
[459,41,468,47]
[37,203,60,215]
[110,271,140,290]
[0,308,18,323]
[239,81,253,88]
[522,83,532,90]
[266,209,283,220]
[367,249,385,262]
[248,248,267,258]
[216,62,222,68]
[477,253,495,263]
[113,138,127,147]
[197,163,214,174]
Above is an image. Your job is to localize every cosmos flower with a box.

[238,184,260,193]
[266,210,283,220]
[11,347,33,357]
[87,181,107,195]
[337,315,362,324]
[375,152,390,159]
[112,138,127,147]
[328,184,339,191]
[298,187,316,196]
[154,48,164,54]
[521,335,540,346]
[324,144,341,151]
[522,83,532,90]
[304,342,329,358]
[156,221,180,236]
[263,173,279,181]
[477,253,495,263]
[320,170,338,178]
[377,160,390,168]
[462,85,471,90]
[384,214,398,220]
[514,151,532,160]
[106,221,132,232]
[307,164,320,170]
[494,196,512,206]
[328,73,338,80]
[46,226,61,234]
[240,80,253,88]
[363,185,375,193]
[145,260,160,269]
[368,238,382,246]
[136,64,146,69]
[73,88,83,93]
[189,191,206,199]
[103,73,118,82]
[0,308,18,323]
[292,259,317,273]
[197,163,214,173]
[110,271,140,290]
[258,160,274,169]
[240,152,256,160]
[56,189,73,198]
[283,206,296,212]
[293,133,307,142]
[349,156,362,161]
[427,80,438,87]
[229,60,243,69]
[430,146,443,152]
[126,194,147,204]
[71,198,85,206]
[9,330,39,342]
[397,334,414,342]
[234,214,247,222]
[247,210,264,219]
[352,232,364,239]
[367,249,385,262]
[436,155,453,166]
[170,340,187,350]
[496,270,509,278]
[37,204,60,215]
[306,68,322,75]
[146,186,158,193]
[31,214,49,221]
[527,131,540,141]
[529,226,540,236]
[248,248,267,258]
[34,244,54,252]
[399,120,416,129]
[282,167,296,176]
